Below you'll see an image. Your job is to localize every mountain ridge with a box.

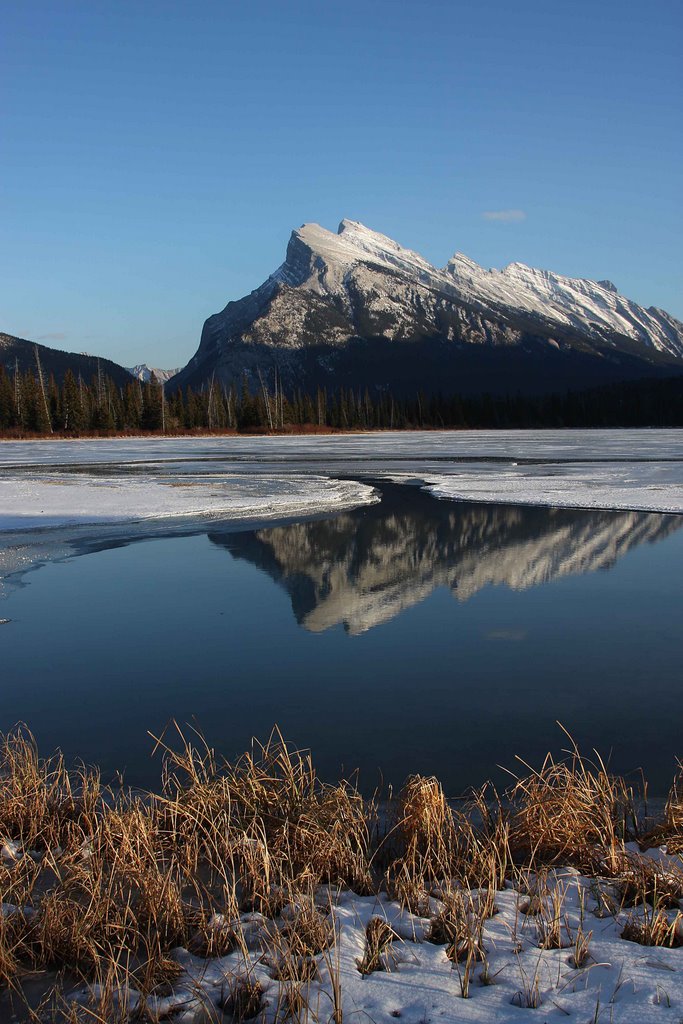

[173,220,683,397]
[0,332,133,388]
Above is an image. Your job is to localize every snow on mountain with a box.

[127,364,181,383]
[269,219,683,357]
[274,220,441,293]
[445,253,683,358]
[173,220,683,396]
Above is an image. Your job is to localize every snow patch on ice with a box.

[394,460,683,514]
[0,472,377,533]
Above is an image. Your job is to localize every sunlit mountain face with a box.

[210,483,682,635]
[173,220,683,399]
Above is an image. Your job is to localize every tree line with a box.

[0,361,681,436]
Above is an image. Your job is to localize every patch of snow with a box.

[0,472,377,532]
[1,840,21,863]
[63,872,683,1023]
[396,460,683,515]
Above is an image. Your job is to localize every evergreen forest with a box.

[0,363,681,436]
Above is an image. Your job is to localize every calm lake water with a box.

[1,482,682,796]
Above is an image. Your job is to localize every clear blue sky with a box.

[2,0,681,369]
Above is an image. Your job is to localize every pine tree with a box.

[0,366,15,428]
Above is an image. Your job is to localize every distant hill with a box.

[173,219,683,398]
[0,333,132,388]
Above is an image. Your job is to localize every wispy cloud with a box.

[37,332,67,341]
[482,209,526,223]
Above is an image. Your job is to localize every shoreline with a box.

[2,423,683,445]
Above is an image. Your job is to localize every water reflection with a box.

[212,485,681,634]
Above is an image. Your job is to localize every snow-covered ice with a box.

[1,430,682,523]
[394,460,683,514]
[0,471,377,532]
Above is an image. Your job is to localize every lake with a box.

[1,479,681,797]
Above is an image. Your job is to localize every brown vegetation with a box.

[0,724,681,1021]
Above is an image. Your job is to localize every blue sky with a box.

[2,0,681,368]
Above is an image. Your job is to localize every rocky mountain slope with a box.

[174,220,683,397]
[0,333,132,388]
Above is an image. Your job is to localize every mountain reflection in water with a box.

[210,484,681,635]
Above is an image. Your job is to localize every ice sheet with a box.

[393,461,683,514]
[2,428,683,468]
[1,432,681,529]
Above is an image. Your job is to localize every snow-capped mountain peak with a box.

[280,219,443,290]
[277,220,683,358]
[173,218,683,398]
[127,364,180,384]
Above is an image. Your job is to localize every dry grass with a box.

[221,974,264,1020]
[0,723,680,1021]
[534,882,570,950]
[569,924,593,968]
[0,728,103,855]
[509,728,637,874]
[616,853,683,909]
[427,888,488,972]
[621,906,683,948]
[641,760,683,854]
[356,916,399,975]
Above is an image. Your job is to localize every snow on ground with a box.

[60,870,683,1024]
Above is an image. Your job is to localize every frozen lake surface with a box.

[1,429,682,797]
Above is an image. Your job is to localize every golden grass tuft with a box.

[427,888,487,965]
[220,975,263,1020]
[356,916,399,975]
[642,760,683,854]
[509,728,636,874]
[0,726,103,854]
[621,907,683,948]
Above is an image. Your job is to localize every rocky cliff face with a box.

[213,488,682,635]
[174,220,683,397]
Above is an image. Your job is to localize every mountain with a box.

[173,220,683,398]
[0,333,132,388]
[213,484,682,635]
[127,364,181,384]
